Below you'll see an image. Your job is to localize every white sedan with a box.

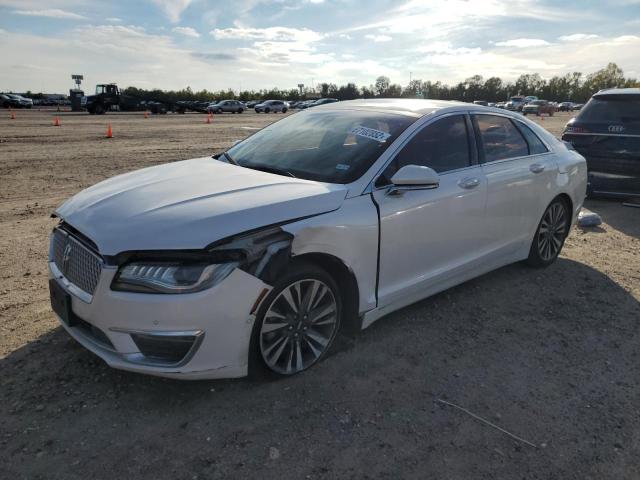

[49,99,587,379]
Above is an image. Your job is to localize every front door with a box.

[372,114,489,308]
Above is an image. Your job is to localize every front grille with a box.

[51,228,103,295]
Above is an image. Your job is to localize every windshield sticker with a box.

[335,164,350,171]
[349,126,391,143]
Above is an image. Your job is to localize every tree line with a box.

[122,63,638,105]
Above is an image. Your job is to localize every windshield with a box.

[225,109,416,183]
[579,97,640,125]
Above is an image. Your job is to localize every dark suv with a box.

[562,88,640,198]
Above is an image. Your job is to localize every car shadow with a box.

[584,198,639,239]
[1,258,639,479]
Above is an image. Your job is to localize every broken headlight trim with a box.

[112,261,238,294]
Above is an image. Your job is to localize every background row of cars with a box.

[476,96,584,114]
[204,97,340,114]
[1,93,34,108]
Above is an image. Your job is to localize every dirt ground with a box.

[0,109,639,480]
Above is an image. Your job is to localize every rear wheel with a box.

[264,107,271,113]
[217,108,223,114]
[251,262,342,377]
[526,198,570,267]
[94,103,105,115]
[282,108,288,113]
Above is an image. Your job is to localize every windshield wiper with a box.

[221,151,238,165]
[244,164,297,178]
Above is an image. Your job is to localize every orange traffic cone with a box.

[206,113,212,124]
[54,116,61,126]
[10,111,16,120]
[106,124,113,138]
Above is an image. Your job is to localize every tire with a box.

[217,108,223,114]
[250,261,342,378]
[94,104,105,115]
[265,107,271,113]
[238,109,244,114]
[282,108,288,113]
[526,197,570,268]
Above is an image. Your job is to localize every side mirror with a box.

[388,165,439,194]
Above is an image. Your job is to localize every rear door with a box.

[562,94,640,196]
[373,114,489,307]
[472,113,557,254]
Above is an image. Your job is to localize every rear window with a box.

[515,122,549,154]
[579,97,640,124]
[474,115,529,162]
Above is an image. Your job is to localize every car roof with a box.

[314,98,468,117]
[594,87,640,97]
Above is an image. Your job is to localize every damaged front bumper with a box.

[49,263,270,380]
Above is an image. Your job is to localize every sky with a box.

[0,0,639,93]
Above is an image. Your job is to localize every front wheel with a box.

[282,108,288,113]
[526,198,570,267]
[264,107,271,113]
[251,262,342,377]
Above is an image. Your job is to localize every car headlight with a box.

[112,261,238,294]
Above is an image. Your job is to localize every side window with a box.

[380,115,471,184]
[515,122,548,154]
[474,115,528,162]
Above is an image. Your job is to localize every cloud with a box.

[191,52,236,61]
[365,34,392,42]
[211,26,322,43]
[172,26,200,38]
[495,38,551,48]
[105,17,122,23]
[559,33,599,42]
[12,8,86,19]
[150,0,193,23]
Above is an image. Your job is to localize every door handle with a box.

[458,177,480,189]
[530,163,545,174]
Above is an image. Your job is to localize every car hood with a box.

[55,157,347,255]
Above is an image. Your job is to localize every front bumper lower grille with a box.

[51,227,103,296]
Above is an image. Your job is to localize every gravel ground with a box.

[0,109,639,479]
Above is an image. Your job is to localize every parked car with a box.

[505,96,525,111]
[208,100,245,114]
[245,100,260,108]
[48,99,587,379]
[558,102,574,112]
[473,100,488,106]
[5,93,33,108]
[562,88,640,198]
[255,100,288,113]
[1,93,20,108]
[523,95,538,104]
[495,102,506,109]
[297,100,317,109]
[308,98,339,108]
[572,103,584,110]
[522,100,556,116]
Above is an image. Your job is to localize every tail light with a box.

[564,125,589,134]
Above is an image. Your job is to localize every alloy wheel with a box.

[537,202,567,262]
[259,279,338,375]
